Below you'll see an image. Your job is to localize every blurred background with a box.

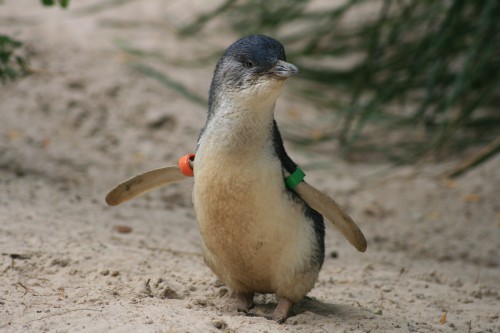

[3,0,499,165]
[1,1,499,332]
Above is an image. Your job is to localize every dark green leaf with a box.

[41,0,55,6]
[59,0,70,8]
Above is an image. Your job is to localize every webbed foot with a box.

[246,297,293,324]
[272,297,293,323]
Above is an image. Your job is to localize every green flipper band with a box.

[285,166,305,190]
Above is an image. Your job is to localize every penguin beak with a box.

[271,60,299,79]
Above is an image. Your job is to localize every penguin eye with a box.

[243,60,255,69]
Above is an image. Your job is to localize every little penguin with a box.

[193,34,325,322]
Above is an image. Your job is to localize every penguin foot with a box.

[272,297,293,323]
[246,297,293,324]
[234,292,254,312]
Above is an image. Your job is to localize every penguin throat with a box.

[201,101,276,157]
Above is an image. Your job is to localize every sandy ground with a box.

[1,1,499,332]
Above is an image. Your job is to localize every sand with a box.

[1,1,499,332]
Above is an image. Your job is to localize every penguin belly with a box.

[193,152,321,302]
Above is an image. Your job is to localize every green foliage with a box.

[1,0,71,84]
[182,0,500,160]
[41,0,70,8]
[0,35,29,83]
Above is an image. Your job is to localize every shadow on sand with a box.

[292,297,371,320]
[250,296,372,322]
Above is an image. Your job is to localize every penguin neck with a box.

[200,90,280,158]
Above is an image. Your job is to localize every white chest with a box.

[193,131,317,292]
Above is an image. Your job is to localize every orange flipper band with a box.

[178,154,195,177]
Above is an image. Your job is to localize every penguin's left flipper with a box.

[291,177,367,252]
[105,165,187,206]
[271,121,366,252]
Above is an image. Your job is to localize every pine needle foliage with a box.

[183,0,500,160]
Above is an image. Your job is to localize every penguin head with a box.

[209,35,298,111]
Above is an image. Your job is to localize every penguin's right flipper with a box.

[105,166,187,206]
[293,180,367,253]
